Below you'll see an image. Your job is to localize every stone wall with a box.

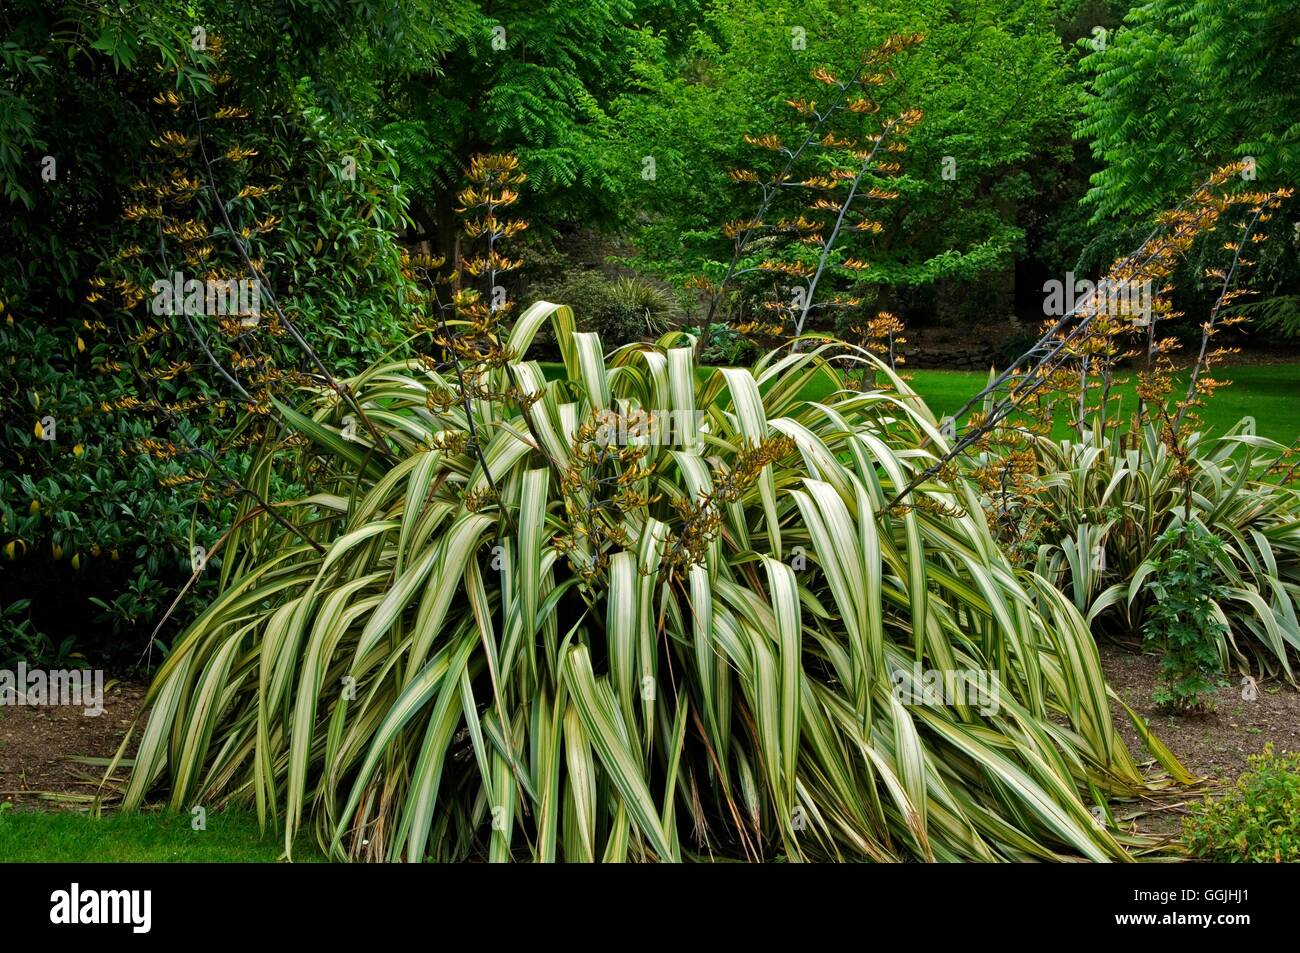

[906,343,999,370]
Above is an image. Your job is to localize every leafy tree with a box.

[1079,0,1300,220]
[1077,0,1300,319]
[610,0,1080,326]
[377,0,697,259]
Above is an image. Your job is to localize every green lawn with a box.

[546,361,1300,445]
[907,364,1300,445]
[0,806,321,862]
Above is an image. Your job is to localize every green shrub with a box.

[0,21,416,663]
[1142,522,1229,711]
[0,599,59,668]
[700,321,757,366]
[531,271,654,348]
[0,310,215,664]
[1184,745,1300,862]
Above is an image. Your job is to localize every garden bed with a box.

[0,679,145,809]
[2,648,1295,857]
[1102,643,1300,780]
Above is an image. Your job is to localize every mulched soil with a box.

[1104,643,1300,776]
[1100,641,1300,838]
[0,678,147,809]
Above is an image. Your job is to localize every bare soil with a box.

[0,678,146,809]
[1102,642,1300,776]
[1100,641,1300,839]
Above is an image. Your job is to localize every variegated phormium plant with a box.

[1030,422,1300,683]
[106,302,1186,861]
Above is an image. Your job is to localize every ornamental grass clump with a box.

[105,304,1189,862]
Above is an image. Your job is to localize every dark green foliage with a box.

[1236,295,1300,339]
[1184,745,1300,862]
[610,0,1079,317]
[0,599,50,667]
[530,270,654,346]
[1142,522,1229,711]
[699,321,757,365]
[0,1,421,661]
[379,0,690,254]
[1078,0,1300,295]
